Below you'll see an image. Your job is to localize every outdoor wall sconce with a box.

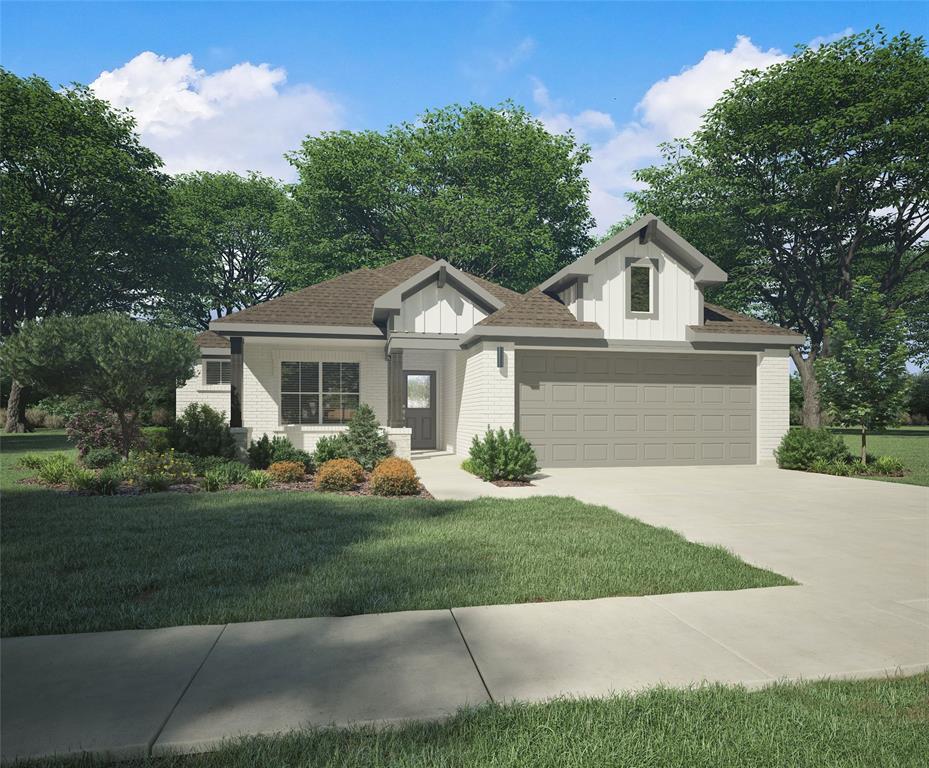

[497,346,504,368]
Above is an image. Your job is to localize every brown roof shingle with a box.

[693,303,799,336]
[194,330,230,348]
[477,289,601,330]
[212,255,436,330]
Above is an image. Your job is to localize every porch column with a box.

[230,336,243,428]
[388,348,405,428]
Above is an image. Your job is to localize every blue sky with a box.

[3,1,927,231]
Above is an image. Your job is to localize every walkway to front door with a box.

[405,371,436,450]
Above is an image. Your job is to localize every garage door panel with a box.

[517,351,756,467]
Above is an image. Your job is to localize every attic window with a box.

[629,266,652,313]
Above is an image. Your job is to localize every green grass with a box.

[35,674,929,768]
[831,426,929,487]
[1,432,790,637]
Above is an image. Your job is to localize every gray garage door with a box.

[517,351,756,467]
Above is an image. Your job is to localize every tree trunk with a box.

[790,350,822,428]
[860,426,867,464]
[5,379,30,433]
[115,411,135,458]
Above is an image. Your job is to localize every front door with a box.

[405,371,436,450]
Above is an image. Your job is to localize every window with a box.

[205,360,230,385]
[280,361,359,425]
[406,374,431,409]
[629,265,651,313]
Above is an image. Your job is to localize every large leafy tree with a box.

[1,314,197,456]
[158,172,287,330]
[815,279,910,462]
[0,70,181,431]
[276,102,595,292]
[626,30,929,426]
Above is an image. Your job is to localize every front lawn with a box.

[36,674,929,768]
[832,426,929,487]
[1,432,790,637]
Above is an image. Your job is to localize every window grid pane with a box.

[282,361,358,425]
[220,361,231,384]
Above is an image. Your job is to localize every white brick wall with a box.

[175,363,231,419]
[454,342,516,455]
[239,339,389,453]
[757,350,790,464]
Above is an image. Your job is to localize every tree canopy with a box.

[1,314,197,455]
[158,171,288,330]
[276,102,595,293]
[626,29,929,425]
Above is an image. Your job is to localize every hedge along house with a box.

[176,215,803,466]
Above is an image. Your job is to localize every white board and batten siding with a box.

[396,281,487,334]
[558,239,701,342]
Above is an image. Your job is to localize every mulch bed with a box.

[489,479,533,487]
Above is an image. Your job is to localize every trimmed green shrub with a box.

[36,454,77,484]
[343,403,392,470]
[315,458,364,491]
[140,426,171,453]
[247,435,274,469]
[248,435,314,471]
[468,428,539,482]
[370,457,420,496]
[171,403,236,459]
[312,433,352,465]
[774,428,851,470]
[244,470,272,489]
[873,455,906,476]
[124,450,195,492]
[82,446,121,469]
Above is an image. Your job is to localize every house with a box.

[176,214,804,466]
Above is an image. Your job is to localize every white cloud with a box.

[91,51,344,179]
[807,27,854,50]
[533,36,787,232]
[494,37,536,72]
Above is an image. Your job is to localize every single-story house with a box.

[176,214,803,466]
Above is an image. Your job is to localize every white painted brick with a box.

[756,351,790,464]
[454,342,515,455]
[175,363,231,419]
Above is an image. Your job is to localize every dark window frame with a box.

[280,361,360,425]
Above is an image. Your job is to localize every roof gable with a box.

[538,214,727,294]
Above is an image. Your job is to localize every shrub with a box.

[36,454,77,484]
[95,466,123,495]
[123,450,195,492]
[343,403,392,470]
[24,408,48,429]
[315,458,364,491]
[148,407,174,427]
[774,428,851,471]
[201,470,226,492]
[250,435,314,472]
[82,446,121,469]
[33,395,96,422]
[65,467,99,492]
[244,469,272,489]
[140,426,172,453]
[17,453,47,470]
[873,455,906,476]
[175,453,229,476]
[267,460,306,483]
[171,403,236,459]
[369,457,420,496]
[468,428,539,481]
[312,433,352,465]
[66,410,126,456]
[213,460,250,485]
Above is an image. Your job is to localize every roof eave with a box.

[686,327,805,346]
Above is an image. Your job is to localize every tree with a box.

[0,70,182,431]
[908,371,929,422]
[1,314,197,456]
[276,102,595,292]
[158,172,287,330]
[815,279,910,463]
[627,30,929,426]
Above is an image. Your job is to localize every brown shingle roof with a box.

[477,289,601,330]
[212,255,436,329]
[194,330,230,348]
[693,303,799,336]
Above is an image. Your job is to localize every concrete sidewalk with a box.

[3,461,928,762]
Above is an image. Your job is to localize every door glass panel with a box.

[406,374,431,409]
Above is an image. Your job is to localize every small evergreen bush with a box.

[343,403,392,470]
[468,428,539,481]
[267,460,306,483]
[249,435,315,471]
[315,458,364,491]
[370,457,420,496]
[171,403,236,459]
[140,426,172,453]
[313,433,352,465]
[247,435,275,469]
[82,446,121,469]
[774,428,851,470]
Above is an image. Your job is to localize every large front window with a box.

[281,362,359,425]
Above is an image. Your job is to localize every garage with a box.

[516,350,756,467]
